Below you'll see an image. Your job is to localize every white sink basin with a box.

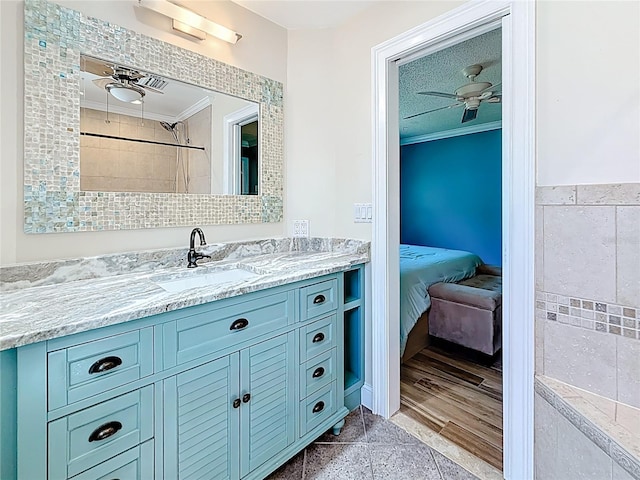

[154,267,258,293]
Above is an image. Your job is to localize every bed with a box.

[400,244,482,359]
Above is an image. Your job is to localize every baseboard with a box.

[360,383,373,410]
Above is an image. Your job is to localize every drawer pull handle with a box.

[233,398,241,408]
[230,318,249,331]
[313,294,326,305]
[312,367,325,378]
[88,356,122,374]
[88,421,122,442]
[312,401,325,414]
[242,393,251,403]
[312,332,325,343]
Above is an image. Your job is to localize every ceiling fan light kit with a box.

[410,64,501,124]
[105,82,145,104]
[86,57,168,106]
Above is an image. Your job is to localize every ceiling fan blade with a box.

[485,96,501,103]
[417,91,459,100]
[404,103,463,120]
[461,107,478,123]
[82,57,113,76]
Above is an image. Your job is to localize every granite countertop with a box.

[0,238,369,351]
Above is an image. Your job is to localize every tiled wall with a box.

[534,388,638,480]
[535,183,640,408]
[184,106,212,194]
[80,108,178,193]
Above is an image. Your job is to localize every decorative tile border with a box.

[23,0,283,233]
[535,377,640,479]
[536,183,640,206]
[536,290,639,340]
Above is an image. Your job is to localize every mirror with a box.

[79,55,260,195]
[23,0,283,233]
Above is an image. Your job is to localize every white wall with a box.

[286,0,640,242]
[536,0,640,186]
[0,0,287,265]
[286,1,465,241]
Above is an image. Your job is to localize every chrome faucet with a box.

[187,228,211,268]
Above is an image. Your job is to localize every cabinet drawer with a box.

[48,386,154,479]
[299,314,337,362]
[300,348,336,399]
[299,279,338,322]
[299,381,337,437]
[48,329,153,411]
[166,291,293,366]
[70,440,154,480]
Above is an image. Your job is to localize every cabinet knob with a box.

[232,398,241,409]
[312,332,325,343]
[312,401,325,414]
[313,294,326,305]
[229,318,249,331]
[88,421,123,442]
[312,367,325,378]
[242,393,251,403]
[88,356,122,374]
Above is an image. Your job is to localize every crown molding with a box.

[175,96,212,122]
[400,120,502,146]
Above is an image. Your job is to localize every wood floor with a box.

[400,345,503,470]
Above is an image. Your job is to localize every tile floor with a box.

[267,406,479,480]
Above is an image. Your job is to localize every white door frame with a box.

[370,1,535,479]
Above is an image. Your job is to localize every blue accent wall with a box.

[400,129,502,266]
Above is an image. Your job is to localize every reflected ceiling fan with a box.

[83,56,168,104]
[406,64,501,123]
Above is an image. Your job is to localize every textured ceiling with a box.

[399,28,502,140]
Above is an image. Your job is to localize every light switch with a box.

[354,203,372,223]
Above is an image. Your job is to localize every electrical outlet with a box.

[293,220,309,237]
[300,220,309,237]
[354,203,372,223]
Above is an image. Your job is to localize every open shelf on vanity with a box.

[342,265,365,410]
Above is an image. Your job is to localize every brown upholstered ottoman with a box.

[427,265,502,356]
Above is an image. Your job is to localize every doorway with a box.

[369,2,535,479]
[397,26,503,471]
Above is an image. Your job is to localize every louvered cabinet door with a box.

[239,332,296,477]
[163,353,240,480]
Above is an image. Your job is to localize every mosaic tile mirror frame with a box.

[23,0,283,233]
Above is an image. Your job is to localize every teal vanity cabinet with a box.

[8,266,365,480]
[161,333,297,479]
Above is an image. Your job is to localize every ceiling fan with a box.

[83,56,168,104]
[406,64,501,123]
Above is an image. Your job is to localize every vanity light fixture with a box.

[138,0,242,44]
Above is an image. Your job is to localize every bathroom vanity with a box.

[0,239,368,480]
